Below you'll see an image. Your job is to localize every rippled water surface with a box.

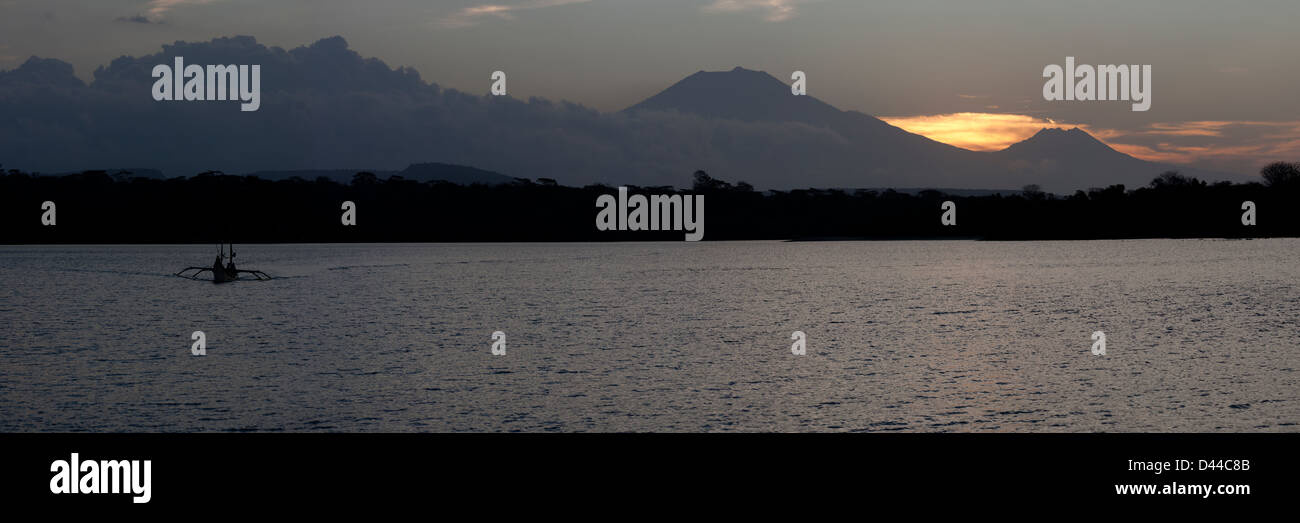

[2,240,1298,432]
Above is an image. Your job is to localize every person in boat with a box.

[213,254,224,274]
[225,250,236,273]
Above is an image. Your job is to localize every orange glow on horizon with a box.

[879,112,1083,152]
[879,112,1300,171]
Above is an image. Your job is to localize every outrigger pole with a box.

[175,241,271,283]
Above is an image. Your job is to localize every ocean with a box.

[1,240,1297,432]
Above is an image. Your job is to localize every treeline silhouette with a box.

[2,163,1299,243]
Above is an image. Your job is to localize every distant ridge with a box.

[243,163,514,185]
[49,168,166,180]
[396,163,515,185]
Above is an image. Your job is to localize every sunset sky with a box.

[881,113,1300,175]
[2,0,1297,176]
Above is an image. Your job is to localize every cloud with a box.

[143,0,215,21]
[1103,121,1300,172]
[0,35,869,189]
[439,0,592,28]
[116,14,157,24]
[702,0,814,22]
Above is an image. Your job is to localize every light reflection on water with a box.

[0,240,1297,432]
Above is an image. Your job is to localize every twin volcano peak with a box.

[624,67,1117,154]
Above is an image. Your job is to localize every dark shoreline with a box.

[3,167,1298,244]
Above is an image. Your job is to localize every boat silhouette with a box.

[175,243,271,283]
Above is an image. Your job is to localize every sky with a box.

[1,0,1298,176]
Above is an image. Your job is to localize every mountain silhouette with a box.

[624,66,1010,188]
[1001,127,1116,156]
[0,36,1247,192]
[626,67,908,138]
[625,68,1242,191]
[625,66,977,174]
[988,127,1241,190]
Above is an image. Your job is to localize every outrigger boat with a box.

[175,243,271,283]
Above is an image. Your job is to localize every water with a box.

[1,240,1298,432]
